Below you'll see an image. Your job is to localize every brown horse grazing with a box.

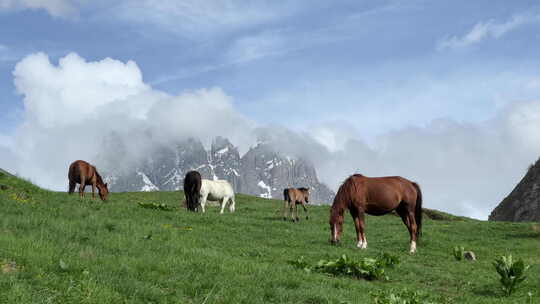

[68,160,109,201]
[283,187,310,222]
[183,170,202,212]
[329,174,422,253]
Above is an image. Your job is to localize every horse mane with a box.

[95,170,105,186]
[298,187,309,192]
[330,175,358,220]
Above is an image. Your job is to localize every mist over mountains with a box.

[5,52,540,220]
[99,136,334,204]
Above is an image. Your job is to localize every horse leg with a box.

[407,211,418,253]
[283,199,289,220]
[200,194,207,213]
[360,214,367,249]
[396,202,417,253]
[219,197,227,214]
[397,204,417,253]
[91,183,96,200]
[302,202,309,220]
[290,202,296,222]
[294,201,300,222]
[229,196,235,212]
[79,180,86,199]
[351,207,367,249]
[68,181,76,194]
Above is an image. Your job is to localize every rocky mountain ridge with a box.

[102,136,335,204]
[489,158,540,222]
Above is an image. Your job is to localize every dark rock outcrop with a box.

[489,159,540,222]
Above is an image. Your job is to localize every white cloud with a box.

[303,106,540,220]
[14,53,150,127]
[437,14,536,50]
[0,0,78,17]
[6,52,254,190]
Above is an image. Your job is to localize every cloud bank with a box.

[2,52,540,220]
[6,52,255,189]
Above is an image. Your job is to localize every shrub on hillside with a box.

[289,253,399,281]
[371,289,436,304]
[453,246,464,261]
[138,202,173,211]
[493,254,530,296]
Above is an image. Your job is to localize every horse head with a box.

[329,206,344,245]
[98,183,109,201]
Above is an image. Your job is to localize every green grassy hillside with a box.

[1,170,539,303]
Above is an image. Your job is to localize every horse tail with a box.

[68,181,76,194]
[190,182,200,210]
[412,182,423,239]
[283,188,289,202]
[184,171,202,211]
[67,161,77,194]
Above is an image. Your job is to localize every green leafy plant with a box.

[289,254,399,281]
[288,256,312,272]
[138,202,173,211]
[377,252,401,268]
[453,246,464,261]
[493,254,530,296]
[371,289,436,304]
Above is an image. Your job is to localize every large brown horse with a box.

[329,174,422,253]
[283,187,309,222]
[68,160,109,201]
[184,170,202,212]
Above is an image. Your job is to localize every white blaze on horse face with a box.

[333,224,338,241]
[410,241,417,253]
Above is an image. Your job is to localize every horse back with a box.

[286,188,309,203]
[347,175,414,214]
[364,176,416,202]
[201,179,234,197]
[68,160,96,184]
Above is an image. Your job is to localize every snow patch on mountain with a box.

[137,172,159,191]
[217,147,229,154]
[257,180,272,198]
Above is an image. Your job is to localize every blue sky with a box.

[2,0,539,133]
[2,0,540,218]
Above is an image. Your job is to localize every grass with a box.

[0,170,539,303]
